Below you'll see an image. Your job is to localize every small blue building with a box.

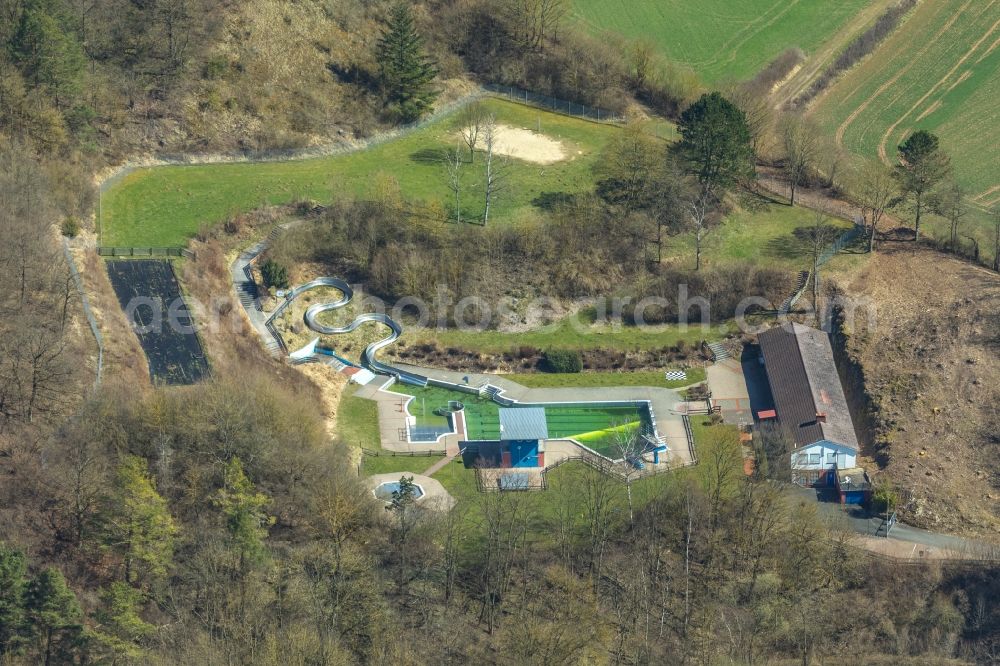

[460,407,548,469]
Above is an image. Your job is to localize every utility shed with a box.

[758,323,862,487]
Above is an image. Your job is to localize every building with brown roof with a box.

[758,323,863,487]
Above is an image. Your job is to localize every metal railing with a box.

[361,447,448,457]
[98,246,194,258]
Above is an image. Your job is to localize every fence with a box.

[818,223,865,266]
[484,83,625,124]
[360,447,448,458]
[98,246,194,258]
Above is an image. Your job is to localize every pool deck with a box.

[357,363,695,468]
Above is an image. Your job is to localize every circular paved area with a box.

[365,472,455,512]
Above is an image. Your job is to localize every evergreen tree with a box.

[675,91,754,197]
[375,3,439,122]
[9,0,85,108]
[23,568,85,666]
[93,582,155,661]
[213,457,274,572]
[0,544,29,656]
[102,455,177,587]
[894,129,951,241]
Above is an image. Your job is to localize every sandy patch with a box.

[466,124,567,164]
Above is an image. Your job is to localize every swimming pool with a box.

[391,385,655,457]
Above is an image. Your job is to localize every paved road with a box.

[786,486,997,559]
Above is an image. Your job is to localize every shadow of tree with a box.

[531,191,577,210]
[409,148,448,165]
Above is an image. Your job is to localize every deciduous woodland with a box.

[1,1,999,664]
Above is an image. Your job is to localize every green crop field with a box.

[811,0,1000,253]
[571,0,875,83]
[100,98,621,246]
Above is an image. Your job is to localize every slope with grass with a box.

[810,0,1000,248]
[571,0,875,83]
[100,99,620,246]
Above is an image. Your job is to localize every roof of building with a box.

[758,323,859,451]
[498,407,549,440]
[460,441,503,468]
[836,467,871,492]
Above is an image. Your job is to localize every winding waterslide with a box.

[289,277,428,386]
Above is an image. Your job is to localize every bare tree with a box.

[932,180,967,251]
[780,114,820,206]
[726,84,773,156]
[801,209,841,309]
[459,101,486,163]
[481,114,508,226]
[443,145,464,224]
[686,188,713,271]
[993,207,1000,273]
[612,421,647,525]
[854,160,897,252]
[475,485,531,633]
[505,0,568,50]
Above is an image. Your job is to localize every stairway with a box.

[707,342,730,362]
[779,270,810,313]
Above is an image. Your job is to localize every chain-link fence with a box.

[484,83,625,123]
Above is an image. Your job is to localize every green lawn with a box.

[361,454,443,476]
[335,387,382,450]
[811,0,1000,262]
[508,367,706,389]
[571,0,875,83]
[101,98,621,246]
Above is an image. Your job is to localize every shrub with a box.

[260,259,289,289]
[61,216,81,238]
[872,484,899,513]
[542,349,583,373]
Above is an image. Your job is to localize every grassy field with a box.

[101,99,621,246]
[810,0,1000,256]
[335,387,382,450]
[571,0,875,83]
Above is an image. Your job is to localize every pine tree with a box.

[676,92,755,198]
[101,455,177,587]
[376,3,439,123]
[0,544,30,655]
[23,568,84,666]
[213,457,274,572]
[894,129,951,241]
[10,0,85,108]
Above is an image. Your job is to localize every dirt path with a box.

[772,0,898,109]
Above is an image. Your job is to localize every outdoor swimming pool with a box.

[392,385,654,457]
